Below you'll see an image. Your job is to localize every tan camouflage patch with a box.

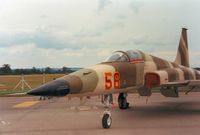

[71,68,98,93]
[135,62,145,85]
[89,64,115,92]
[174,68,184,81]
[144,61,157,73]
[155,70,169,84]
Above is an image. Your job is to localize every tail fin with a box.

[174,28,189,67]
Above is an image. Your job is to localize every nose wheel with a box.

[102,110,112,129]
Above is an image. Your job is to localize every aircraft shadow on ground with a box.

[121,101,200,118]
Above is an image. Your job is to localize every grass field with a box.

[0,74,65,95]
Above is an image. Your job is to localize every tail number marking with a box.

[105,72,120,90]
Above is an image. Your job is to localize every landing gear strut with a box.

[102,94,112,129]
[118,93,129,109]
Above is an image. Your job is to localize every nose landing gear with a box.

[102,94,112,129]
[101,93,129,129]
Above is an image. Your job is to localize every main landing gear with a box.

[102,94,112,129]
[118,93,129,109]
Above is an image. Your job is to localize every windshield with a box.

[126,50,142,60]
[104,51,130,62]
[104,50,143,62]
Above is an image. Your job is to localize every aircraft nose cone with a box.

[27,79,70,96]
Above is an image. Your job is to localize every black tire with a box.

[118,98,129,109]
[122,98,127,108]
[118,98,124,109]
[102,114,112,129]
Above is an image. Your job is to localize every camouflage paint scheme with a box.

[27,28,200,98]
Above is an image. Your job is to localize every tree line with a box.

[0,64,75,75]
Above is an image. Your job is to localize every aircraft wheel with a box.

[118,98,124,109]
[118,98,129,109]
[102,113,112,129]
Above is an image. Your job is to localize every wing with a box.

[161,80,200,87]
[158,80,200,97]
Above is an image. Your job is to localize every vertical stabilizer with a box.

[174,28,189,67]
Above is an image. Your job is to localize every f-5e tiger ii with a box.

[27,28,200,129]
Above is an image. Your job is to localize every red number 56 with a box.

[105,72,120,90]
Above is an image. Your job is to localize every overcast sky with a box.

[0,0,200,68]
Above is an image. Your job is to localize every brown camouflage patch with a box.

[171,62,179,68]
[105,62,136,88]
[179,44,188,67]
[62,75,83,94]
[164,68,179,82]
[151,56,170,70]
[181,68,191,80]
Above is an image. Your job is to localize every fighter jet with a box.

[27,28,200,129]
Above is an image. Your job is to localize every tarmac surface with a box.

[0,92,200,135]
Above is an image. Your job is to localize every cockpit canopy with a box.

[104,50,143,62]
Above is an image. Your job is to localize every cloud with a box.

[103,21,126,32]
[0,43,91,68]
[74,31,102,38]
[189,52,200,67]
[121,34,169,48]
[151,51,176,62]
[40,14,48,19]
[0,0,200,68]
[97,0,112,11]
[0,31,83,50]
[129,0,144,14]
[117,15,127,20]
[97,49,112,57]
